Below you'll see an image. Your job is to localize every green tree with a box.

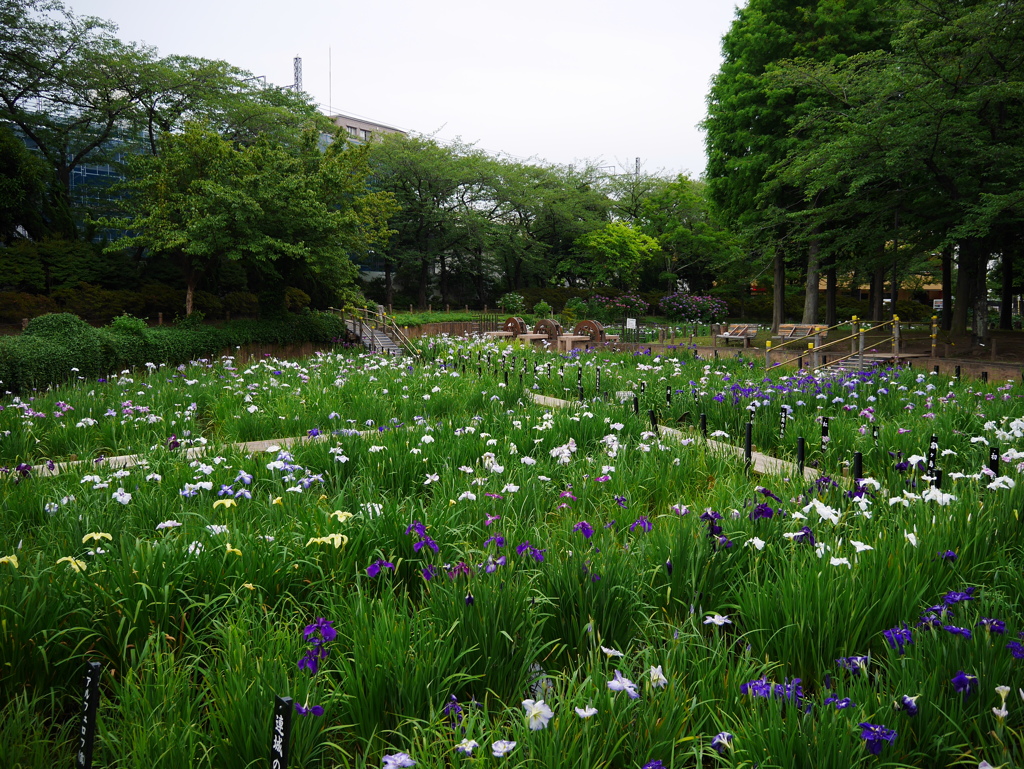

[772,0,1024,336]
[638,175,740,293]
[107,124,395,315]
[0,122,48,243]
[0,0,330,235]
[703,0,891,329]
[569,221,661,290]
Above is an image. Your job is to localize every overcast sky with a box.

[71,0,741,177]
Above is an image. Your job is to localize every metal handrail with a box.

[767,319,849,353]
[333,306,420,356]
[766,316,902,372]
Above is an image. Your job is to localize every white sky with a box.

[70,0,741,177]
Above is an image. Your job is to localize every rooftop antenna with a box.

[293,56,302,92]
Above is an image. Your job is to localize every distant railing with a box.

[765,316,901,372]
[331,306,419,356]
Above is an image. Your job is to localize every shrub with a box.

[0,292,58,325]
[221,292,259,317]
[50,282,145,324]
[659,293,729,323]
[560,297,588,327]
[141,283,186,318]
[284,287,312,312]
[19,313,103,384]
[497,293,526,314]
[533,300,552,318]
[590,293,650,322]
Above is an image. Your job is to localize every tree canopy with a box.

[107,124,396,314]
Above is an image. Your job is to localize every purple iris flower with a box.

[824,696,855,710]
[294,703,324,716]
[515,541,546,562]
[883,625,913,654]
[837,656,869,675]
[614,495,628,508]
[943,587,977,605]
[978,618,1006,634]
[484,534,506,548]
[858,723,897,755]
[951,670,977,698]
[938,550,957,561]
[303,618,338,643]
[710,732,734,753]
[366,559,395,577]
[405,521,428,538]
[794,526,816,545]
[1006,641,1024,659]
[942,625,972,639]
[630,517,652,533]
[895,694,919,716]
[750,502,774,520]
[413,536,439,553]
[573,521,594,539]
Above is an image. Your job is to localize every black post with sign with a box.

[820,417,830,455]
[989,447,1000,476]
[75,661,102,769]
[779,408,788,439]
[927,435,938,476]
[270,695,293,769]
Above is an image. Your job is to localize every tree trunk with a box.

[801,237,821,324]
[439,253,449,306]
[185,266,197,316]
[384,258,394,308]
[772,248,785,334]
[950,240,976,337]
[1000,238,1013,330]
[941,246,952,331]
[871,261,885,322]
[973,239,989,343]
[825,265,837,327]
[417,256,430,310]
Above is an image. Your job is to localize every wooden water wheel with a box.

[533,318,563,340]
[573,319,605,341]
[502,316,528,335]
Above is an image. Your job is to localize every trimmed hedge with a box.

[0,311,349,394]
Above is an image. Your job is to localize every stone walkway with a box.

[31,392,817,484]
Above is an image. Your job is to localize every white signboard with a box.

[625,318,637,329]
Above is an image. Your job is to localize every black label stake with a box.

[75,661,102,769]
[270,695,293,769]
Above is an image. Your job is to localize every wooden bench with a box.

[773,324,829,343]
[485,316,528,340]
[714,324,757,348]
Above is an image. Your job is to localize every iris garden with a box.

[2,337,1023,768]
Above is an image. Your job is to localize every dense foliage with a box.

[0,311,348,393]
[1,339,1024,767]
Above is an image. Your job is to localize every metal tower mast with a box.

[293,56,302,92]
